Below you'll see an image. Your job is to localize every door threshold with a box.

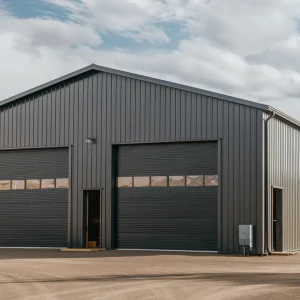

[60,248,106,252]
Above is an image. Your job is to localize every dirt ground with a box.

[0,249,299,300]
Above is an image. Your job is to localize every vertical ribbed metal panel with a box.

[265,114,300,252]
[0,70,264,254]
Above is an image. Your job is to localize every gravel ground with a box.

[0,249,299,300]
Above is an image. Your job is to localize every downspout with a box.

[264,111,275,255]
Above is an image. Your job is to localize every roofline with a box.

[0,64,95,107]
[2,63,300,129]
[0,63,269,111]
[267,106,300,129]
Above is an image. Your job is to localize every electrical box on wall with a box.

[239,224,253,249]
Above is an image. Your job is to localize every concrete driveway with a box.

[0,249,299,300]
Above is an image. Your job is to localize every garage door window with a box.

[204,175,218,186]
[56,178,69,189]
[0,178,69,191]
[0,180,11,190]
[117,175,218,188]
[118,177,133,187]
[134,177,150,187]
[26,179,40,190]
[12,180,25,190]
[186,175,203,186]
[151,176,168,187]
[169,176,185,186]
[41,179,55,189]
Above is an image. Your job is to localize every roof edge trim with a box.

[0,64,95,107]
[268,106,300,129]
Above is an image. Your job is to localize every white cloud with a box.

[0,16,101,51]
[1,0,300,120]
[182,0,300,55]
[45,0,171,43]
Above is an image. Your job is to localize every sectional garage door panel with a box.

[0,190,68,247]
[117,142,218,176]
[116,187,217,250]
[115,142,218,251]
[0,148,68,180]
[0,148,68,247]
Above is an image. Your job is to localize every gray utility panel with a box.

[115,142,218,251]
[0,148,68,247]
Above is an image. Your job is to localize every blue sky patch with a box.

[2,0,185,51]
[2,0,70,20]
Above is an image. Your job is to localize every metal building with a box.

[0,64,299,254]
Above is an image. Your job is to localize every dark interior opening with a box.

[272,188,283,252]
[83,190,101,248]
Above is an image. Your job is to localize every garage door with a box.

[115,142,218,251]
[0,148,69,247]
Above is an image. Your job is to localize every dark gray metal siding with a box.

[0,71,264,254]
[116,142,218,251]
[0,148,68,247]
[265,115,300,252]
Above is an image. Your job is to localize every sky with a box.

[1,0,300,119]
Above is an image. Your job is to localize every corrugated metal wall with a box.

[266,114,300,252]
[0,70,264,254]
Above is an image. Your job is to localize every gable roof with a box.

[0,63,299,128]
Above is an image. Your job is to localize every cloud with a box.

[182,0,300,55]
[0,16,101,52]
[247,35,300,72]
[1,0,300,120]
[0,2,11,17]
[74,38,300,104]
[45,0,171,43]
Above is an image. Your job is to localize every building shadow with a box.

[0,272,299,287]
[0,249,220,260]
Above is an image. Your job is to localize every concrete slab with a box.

[1,249,300,300]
